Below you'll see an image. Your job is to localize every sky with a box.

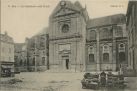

[1,0,128,43]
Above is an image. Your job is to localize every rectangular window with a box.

[42,57,45,65]
[130,52,132,66]
[103,53,109,62]
[89,54,94,63]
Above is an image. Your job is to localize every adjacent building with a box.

[48,1,128,72]
[14,43,28,72]
[126,1,137,74]
[26,33,49,72]
[0,32,14,77]
[86,14,128,72]
[14,31,49,72]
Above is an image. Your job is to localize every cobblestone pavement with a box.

[0,71,137,91]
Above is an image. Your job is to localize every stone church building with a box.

[48,1,128,72]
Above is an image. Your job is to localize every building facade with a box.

[48,1,128,72]
[49,1,88,71]
[26,34,49,71]
[0,32,14,77]
[14,1,128,72]
[86,15,128,71]
[15,33,49,72]
[126,1,137,74]
[14,43,28,72]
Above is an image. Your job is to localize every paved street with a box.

[0,71,137,91]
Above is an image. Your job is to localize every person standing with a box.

[100,71,107,86]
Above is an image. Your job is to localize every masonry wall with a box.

[49,11,86,71]
[127,3,137,73]
[86,24,127,72]
[0,42,14,63]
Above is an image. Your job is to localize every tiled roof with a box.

[87,14,126,29]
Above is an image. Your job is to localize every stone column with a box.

[96,29,100,71]
[112,26,116,71]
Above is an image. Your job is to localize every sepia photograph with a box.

[0,0,137,91]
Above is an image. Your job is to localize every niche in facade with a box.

[103,45,109,62]
[119,43,126,62]
[88,46,95,63]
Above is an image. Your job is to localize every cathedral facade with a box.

[48,1,128,72]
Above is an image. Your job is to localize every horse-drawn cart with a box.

[81,72,126,89]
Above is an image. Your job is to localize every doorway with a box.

[66,59,69,69]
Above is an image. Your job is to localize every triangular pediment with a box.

[50,1,82,18]
[54,8,77,17]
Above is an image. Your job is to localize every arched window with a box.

[119,52,125,62]
[62,24,69,33]
[103,53,109,62]
[99,27,112,39]
[20,59,22,66]
[15,56,18,66]
[88,46,95,63]
[42,57,45,65]
[33,58,35,66]
[24,59,27,66]
[89,30,96,40]
[114,26,123,37]
[119,43,126,62]
[103,45,109,62]
[89,54,94,62]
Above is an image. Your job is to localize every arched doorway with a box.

[66,59,69,69]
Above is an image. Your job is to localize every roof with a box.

[126,1,137,25]
[127,1,137,15]
[50,1,89,21]
[87,14,126,29]
[30,27,48,39]
[36,27,48,36]
[0,33,14,43]
[14,43,25,52]
[51,1,82,17]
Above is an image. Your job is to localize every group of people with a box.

[100,71,124,86]
[84,71,124,86]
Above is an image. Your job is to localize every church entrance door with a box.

[61,55,70,70]
[66,59,69,69]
